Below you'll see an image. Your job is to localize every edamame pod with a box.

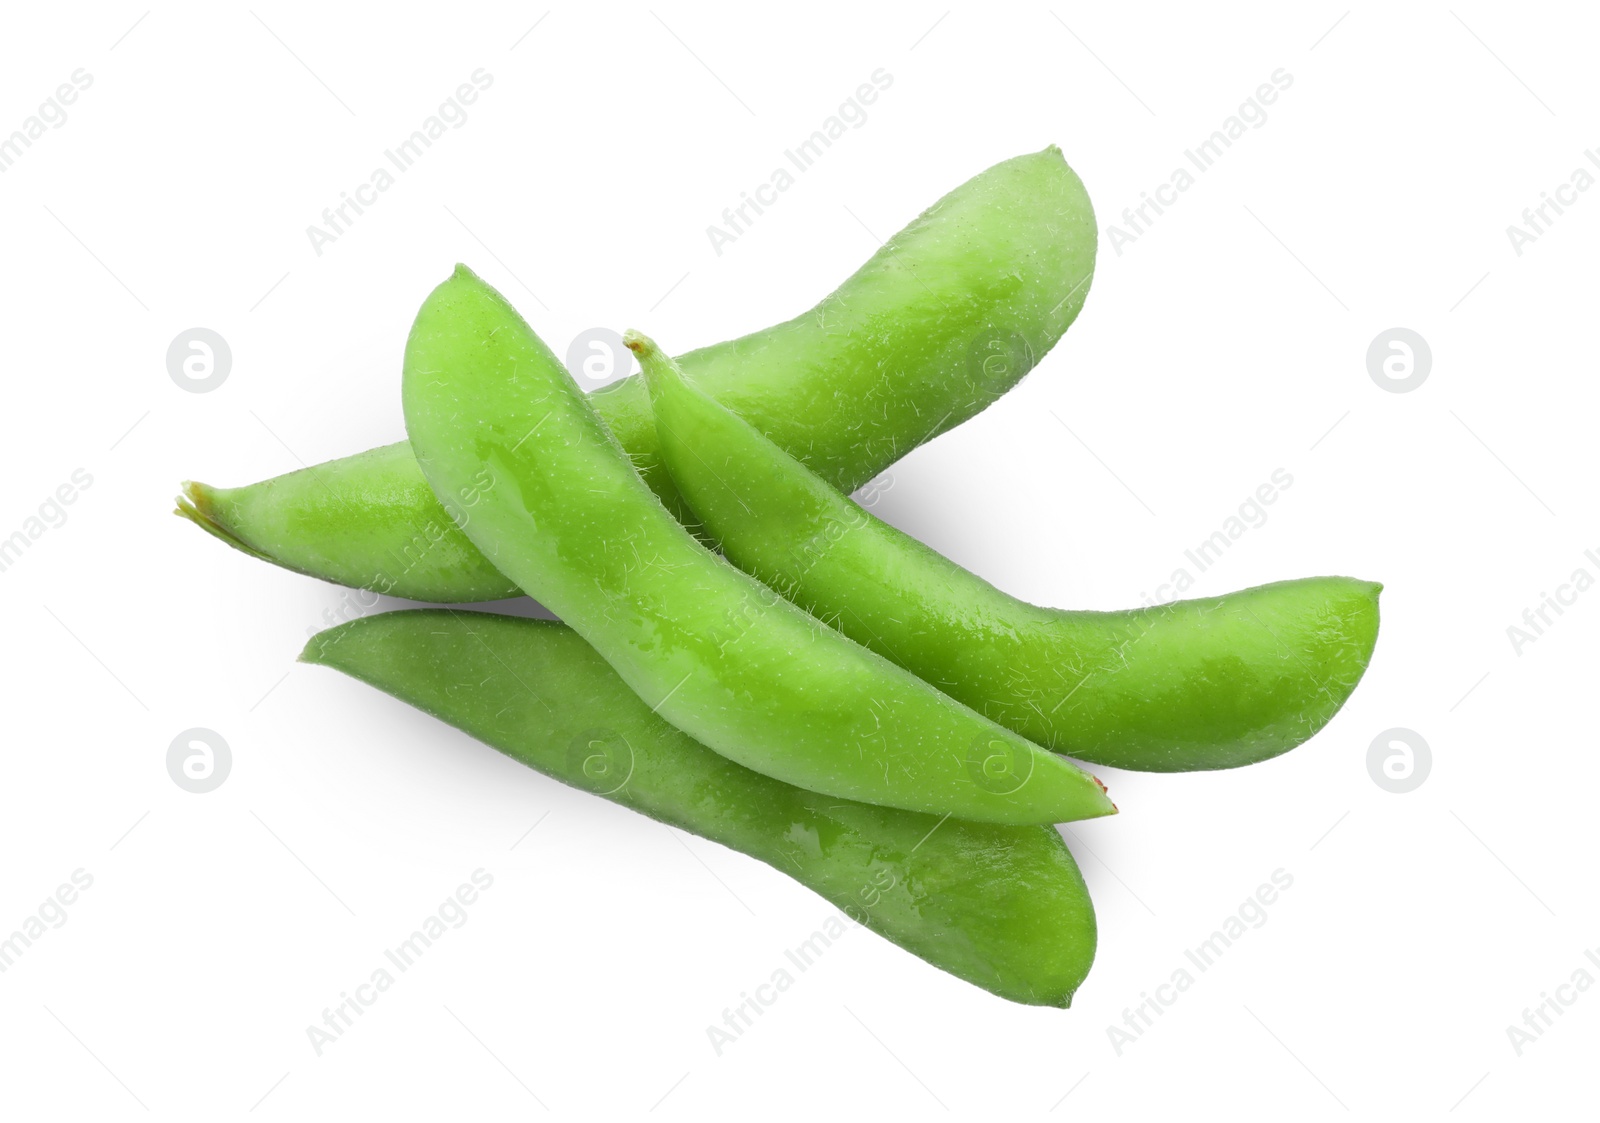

[301,610,1097,1007]
[401,267,1115,825]
[178,146,1096,602]
[638,340,1382,772]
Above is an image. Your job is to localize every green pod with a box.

[177,145,1096,603]
[639,342,1382,772]
[301,610,1097,1006]
[401,267,1115,825]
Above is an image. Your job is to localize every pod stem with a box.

[624,329,686,400]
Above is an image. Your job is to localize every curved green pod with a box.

[177,145,1096,603]
[301,610,1098,1006]
[401,267,1115,824]
[638,342,1382,772]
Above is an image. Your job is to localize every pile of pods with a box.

[181,148,1380,1005]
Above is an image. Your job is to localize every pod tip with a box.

[174,480,275,563]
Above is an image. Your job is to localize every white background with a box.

[1,2,1593,1118]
